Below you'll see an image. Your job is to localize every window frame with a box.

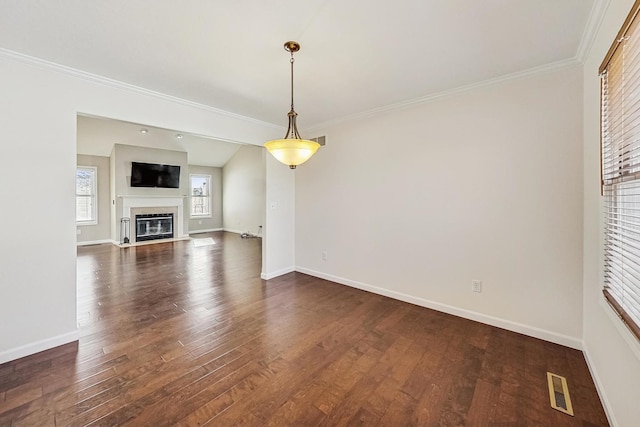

[76,166,98,226]
[189,174,212,219]
[600,0,640,342]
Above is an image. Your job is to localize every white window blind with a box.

[76,166,97,224]
[601,0,640,340]
[190,174,211,217]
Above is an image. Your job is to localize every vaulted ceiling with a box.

[0,1,601,165]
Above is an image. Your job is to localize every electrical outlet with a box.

[472,280,482,293]
[322,251,328,261]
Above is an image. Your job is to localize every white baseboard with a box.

[224,228,264,236]
[0,330,79,364]
[261,266,295,280]
[189,228,223,235]
[296,266,583,350]
[112,235,190,248]
[582,342,616,427]
[77,239,114,246]
[223,228,244,235]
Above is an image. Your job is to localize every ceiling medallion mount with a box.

[264,41,320,169]
[284,41,300,53]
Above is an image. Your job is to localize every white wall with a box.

[112,144,189,240]
[76,154,111,244]
[222,145,266,235]
[296,65,584,348]
[0,63,78,363]
[188,165,223,233]
[583,0,640,425]
[262,155,295,279]
[0,51,283,363]
[113,144,188,198]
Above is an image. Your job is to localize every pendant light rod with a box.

[290,55,295,111]
[264,41,320,169]
[289,52,295,110]
[284,41,302,140]
[285,41,299,112]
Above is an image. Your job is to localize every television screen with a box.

[130,162,181,188]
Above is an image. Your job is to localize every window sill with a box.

[600,295,640,362]
[77,221,98,226]
[190,215,212,219]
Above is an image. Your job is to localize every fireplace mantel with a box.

[118,195,187,201]
[119,195,187,241]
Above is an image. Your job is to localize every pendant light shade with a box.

[265,41,320,169]
[264,138,320,168]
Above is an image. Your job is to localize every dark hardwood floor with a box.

[0,231,608,426]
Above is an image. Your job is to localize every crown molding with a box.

[307,58,581,132]
[576,0,611,62]
[0,47,282,130]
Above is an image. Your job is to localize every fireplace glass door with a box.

[135,213,174,242]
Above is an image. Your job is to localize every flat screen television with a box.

[130,162,181,188]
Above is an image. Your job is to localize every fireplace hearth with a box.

[135,213,174,242]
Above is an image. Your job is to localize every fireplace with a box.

[135,213,174,242]
[119,196,186,246]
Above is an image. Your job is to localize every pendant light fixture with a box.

[265,41,320,169]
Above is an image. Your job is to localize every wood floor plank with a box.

[357,347,419,420]
[401,329,450,401]
[0,231,609,426]
[435,344,485,426]
[175,356,288,426]
[317,346,385,424]
[0,368,117,426]
[465,379,499,425]
[215,329,380,424]
[118,353,276,425]
[377,390,418,426]
[409,350,461,426]
[243,344,365,424]
[0,384,42,414]
[261,380,330,426]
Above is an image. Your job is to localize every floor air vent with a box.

[547,372,574,416]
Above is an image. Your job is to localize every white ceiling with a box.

[1,0,599,163]
[76,115,241,168]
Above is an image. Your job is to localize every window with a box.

[190,174,211,217]
[76,166,97,225]
[600,0,640,340]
